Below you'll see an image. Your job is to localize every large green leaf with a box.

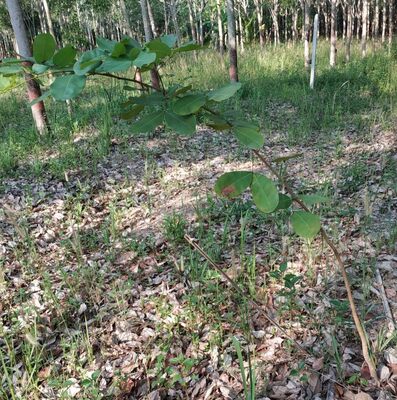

[133,51,156,68]
[0,65,22,75]
[50,75,86,100]
[251,174,279,213]
[97,37,117,52]
[146,39,172,59]
[174,42,201,52]
[173,94,206,116]
[111,43,126,58]
[53,46,77,67]
[275,193,292,210]
[73,49,103,75]
[130,92,165,105]
[299,194,330,206]
[160,34,178,48]
[208,82,242,102]
[120,104,145,120]
[131,111,164,133]
[32,64,49,74]
[215,171,253,198]
[290,211,321,240]
[164,111,196,136]
[95,58,132,73]
[0,75,11,90]
[233,121,264,149]
[33,33,56,63]
[128,48,141,61]
[206,114,231,130]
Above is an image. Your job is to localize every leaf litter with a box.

[0,120,396,399]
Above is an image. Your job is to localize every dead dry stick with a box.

[252,149,380,384]
[184,234,311,356]
[375,267,396,333]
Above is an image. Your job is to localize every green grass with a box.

[1,40,396,180]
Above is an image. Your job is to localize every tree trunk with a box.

[330,0,337,67]
[324,2,330,40]
[303,0,311,69]
[238,2,244,51]
[5,0,50,135]
[357,0,362,39]
[254,0,265,46]
[226,0,238,82]
[272,0,280,46]
[163,0,169,34]
[119,0,133,37]
[361,0,368,56]
[285,8,288,42]
[139,0,161,90]
[169,0,181,44]
[346,0,353,61]
[147,0,157,38]
[382,0,387,42]
[199,0,206,45]
[292,9,298,42]
[388,0,394,45]
[188,0,197,42]
[374,0,380,38]
[41,0,55,39]
[217,0,225,53]
[36,0,47,33]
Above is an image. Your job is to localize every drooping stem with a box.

[93,72,158,91]
[252,149,379,383]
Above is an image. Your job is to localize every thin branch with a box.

[252,149,379,384]
[92,72,158,91]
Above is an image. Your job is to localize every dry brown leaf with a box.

[360,363,371,380]
[312,357,324,371]
[354,392,373,400]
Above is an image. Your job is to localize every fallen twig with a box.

[375,266,396,333]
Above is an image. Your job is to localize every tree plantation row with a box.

[0,0,395,63]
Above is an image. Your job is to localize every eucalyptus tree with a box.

[139,0,161,89]
[216,0,225,52]
[329,0,337,66]
[361,0,368,56]
[253,0,265,46]
[388,0,394,46]
[302,0,310,69]
[4,0,49,134]
[226,0,238,81]
[345,0,353,61]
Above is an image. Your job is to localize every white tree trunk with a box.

[5,0,49,134]
[388,0,394,46]
[147,0,157,38]
[217,0,225,52]
[346,0,353,61]
[361,0,368,56]
[382,0,387,42]
[330,0,337,67]
[303,0,311,69]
